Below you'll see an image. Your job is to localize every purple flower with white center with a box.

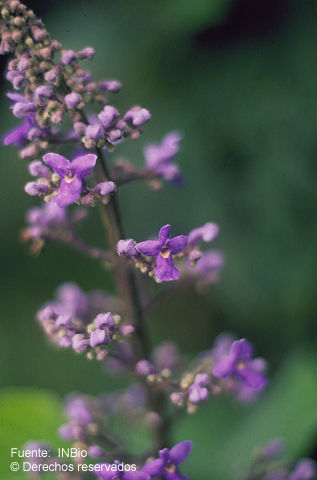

[95,461,149,480]
[43,152,97,206]
[124,106,151,127]
[144,132,182,184]
[213,338,267,390]
[289,459,316,480]
[135,224,188,282]
[142,440,192,480]
[188,222,219,246]
[188,373,210,403]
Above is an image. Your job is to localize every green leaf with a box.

[0,388,65,480]
[174,350,317,480]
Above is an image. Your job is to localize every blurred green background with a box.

[0,0,317,478]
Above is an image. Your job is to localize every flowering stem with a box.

[93,148,170,450]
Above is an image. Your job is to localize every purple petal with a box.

[169,441,193,465]
[155,254,180,282]
[124,471,150,480]
[90,329,107,348]
[94,463,114,480]
[231,339,253,362]
[188,222,219,246]
[54,178,82,206]
[159,224,171,244]
[43,153,70,178]
[71,154,97,179]
[136,240,161,256]
[169,235,188,254]
[213,354,236,378]
[6,92,25,102]
[142,459,164,475]
[239,368,267,390]
[2,121,29,146]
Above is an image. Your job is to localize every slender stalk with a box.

[93,147,170,450]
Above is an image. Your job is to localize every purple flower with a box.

[188,222,219,246]
[61,49,77,65]
[136,360,155,376]
[124,106,151,127]
[28,160,50,177]
[191,250,224,285]
[78,47,95,60]
[64,92,82,109]
[43,152,97,206]
[289,459,316,480]
[24,181,48,196]
[99,80,122,93]
[98,106,119,130]
[188,374,210,403]
[144,132,182,184]
[117,239,138,257]
[142,440,192,480]
[2,118,31,147]
[135,225,188,282]
[213,339,267,390]
[95,181,116,196]
[66,395,93,425]
[95,461,149,480]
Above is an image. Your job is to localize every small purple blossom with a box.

[43,152,97,206]
[213,338,267,390]
[64,92,82,109]
[188,373,210,403]
[124,106,151,127]
[99,79,122,93]
[289,459,316,480]
[135,224,188,282]
[144,132,182,184]
[142,440,192,480]
[188,222,219,246]
[24,181,48,196]
[117,239,138,257]
[61,49,77,65]
[95,181,116,196]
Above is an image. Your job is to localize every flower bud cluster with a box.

[166,334,268,413]
[36,283,128,360]
[118,222,223,284]
[1,0,150,175]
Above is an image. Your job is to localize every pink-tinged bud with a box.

[136,360,155,376]
[35,86,53,102]
[24,182,48,196]
[73,122,87,135]
[99,79,122,93]
[12,101,35,119]
[32,27,47,41]
[117,239,138,257]
[20,144,38,159]
[64,92,82,109]
[120,325,134,336]
[77,46,95,60]
[44,69,59,84]
[61,49,76,65]
[17,57,30,71]
[51,40,62,51]
[86,123,104,140]
[98,105,119,129]
[95,181,116,196]
[124,106,151,126]
[28,161,50,178]
[87,446,104,458]
[72,334,89,353]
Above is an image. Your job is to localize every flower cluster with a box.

[248,439,316,480]
[36,283,129,360]
[167,334,267,413]
[118,222,223,283]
